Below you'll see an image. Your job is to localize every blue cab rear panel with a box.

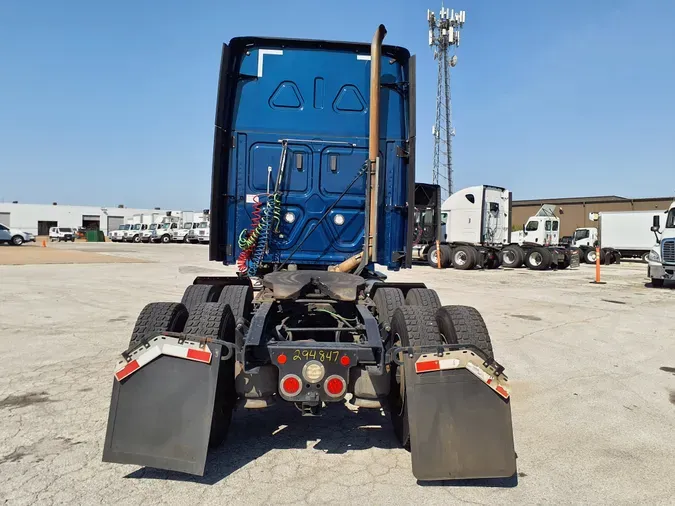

[209,37,415,271]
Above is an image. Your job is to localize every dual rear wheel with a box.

[375,287,495,448]
[129,283,254,448]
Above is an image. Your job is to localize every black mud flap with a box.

[102,343,223,476]
[403,353,517,481]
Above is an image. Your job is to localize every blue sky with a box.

[1,0,673,209]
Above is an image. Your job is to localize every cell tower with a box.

[428,7,465,199]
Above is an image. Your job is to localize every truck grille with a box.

[662,239,675,264]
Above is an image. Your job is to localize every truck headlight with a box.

[648,250,660,262]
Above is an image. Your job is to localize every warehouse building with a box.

[0,202,177,236]
[512,195,673,237]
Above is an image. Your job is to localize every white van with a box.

[49,227,76,242]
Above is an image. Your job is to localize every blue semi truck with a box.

[102,26,517,482]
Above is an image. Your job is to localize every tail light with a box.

[280,374,302,397]
[324,375,347,398]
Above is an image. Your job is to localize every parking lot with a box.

[1,242,674,505]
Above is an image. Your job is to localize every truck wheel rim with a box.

[454,251,467,266]
[503,251,515,264]
[530,252,543,266]
[430,250,438,263]
[588,252,596,262]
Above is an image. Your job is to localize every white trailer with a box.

[573,210,664,263]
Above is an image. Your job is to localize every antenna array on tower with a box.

[428,7,465,199]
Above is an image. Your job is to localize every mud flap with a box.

[403,351,516,481]
[102,341,224,476]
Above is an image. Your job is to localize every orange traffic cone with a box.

[42,239,46,247]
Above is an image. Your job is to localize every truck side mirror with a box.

[651,215,660,232]
[651,215,661,243]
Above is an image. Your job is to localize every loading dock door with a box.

[107,216,124,232]
[38,221,58,235]
[0,212,9,227]
[82,215,100,231]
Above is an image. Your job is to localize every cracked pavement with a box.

[1,243,674,505]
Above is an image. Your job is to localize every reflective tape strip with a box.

[114,336,212,382]
[115,360,139,381]
[415,359,440,373]
[415,357,460,373]
[414,351,510,400]
[466,361,491,383]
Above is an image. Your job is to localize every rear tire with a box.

[183,302,236,448]
[426,244,447,268]
[389,306,442,449]
[499,246,523,268]
[558,256,571,269]
[525,247,551,270]
[651,278,664,288]
[181,284,221,312]
[405,288,441,311]
[218,285,253,343]
[435,305,494,360]
[129,302,188,349]
[440,245,452,268]
[372,287,405,327]
[452,245,476,270]
[485,251,501,269]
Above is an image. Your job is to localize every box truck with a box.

[573,210,665,263]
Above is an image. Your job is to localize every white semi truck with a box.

[412,183,576,270]
[572,210,666,263]
[647,201,675,287]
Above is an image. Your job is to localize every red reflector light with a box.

[340,355,351,367]
[186,348,211,363]
[277,353,287,365]
[324,375,346,398]
[280,374,301,397]
[415,359,440,373]
[115,360,139,381]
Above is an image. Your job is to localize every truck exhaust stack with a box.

[332,24,387,273]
